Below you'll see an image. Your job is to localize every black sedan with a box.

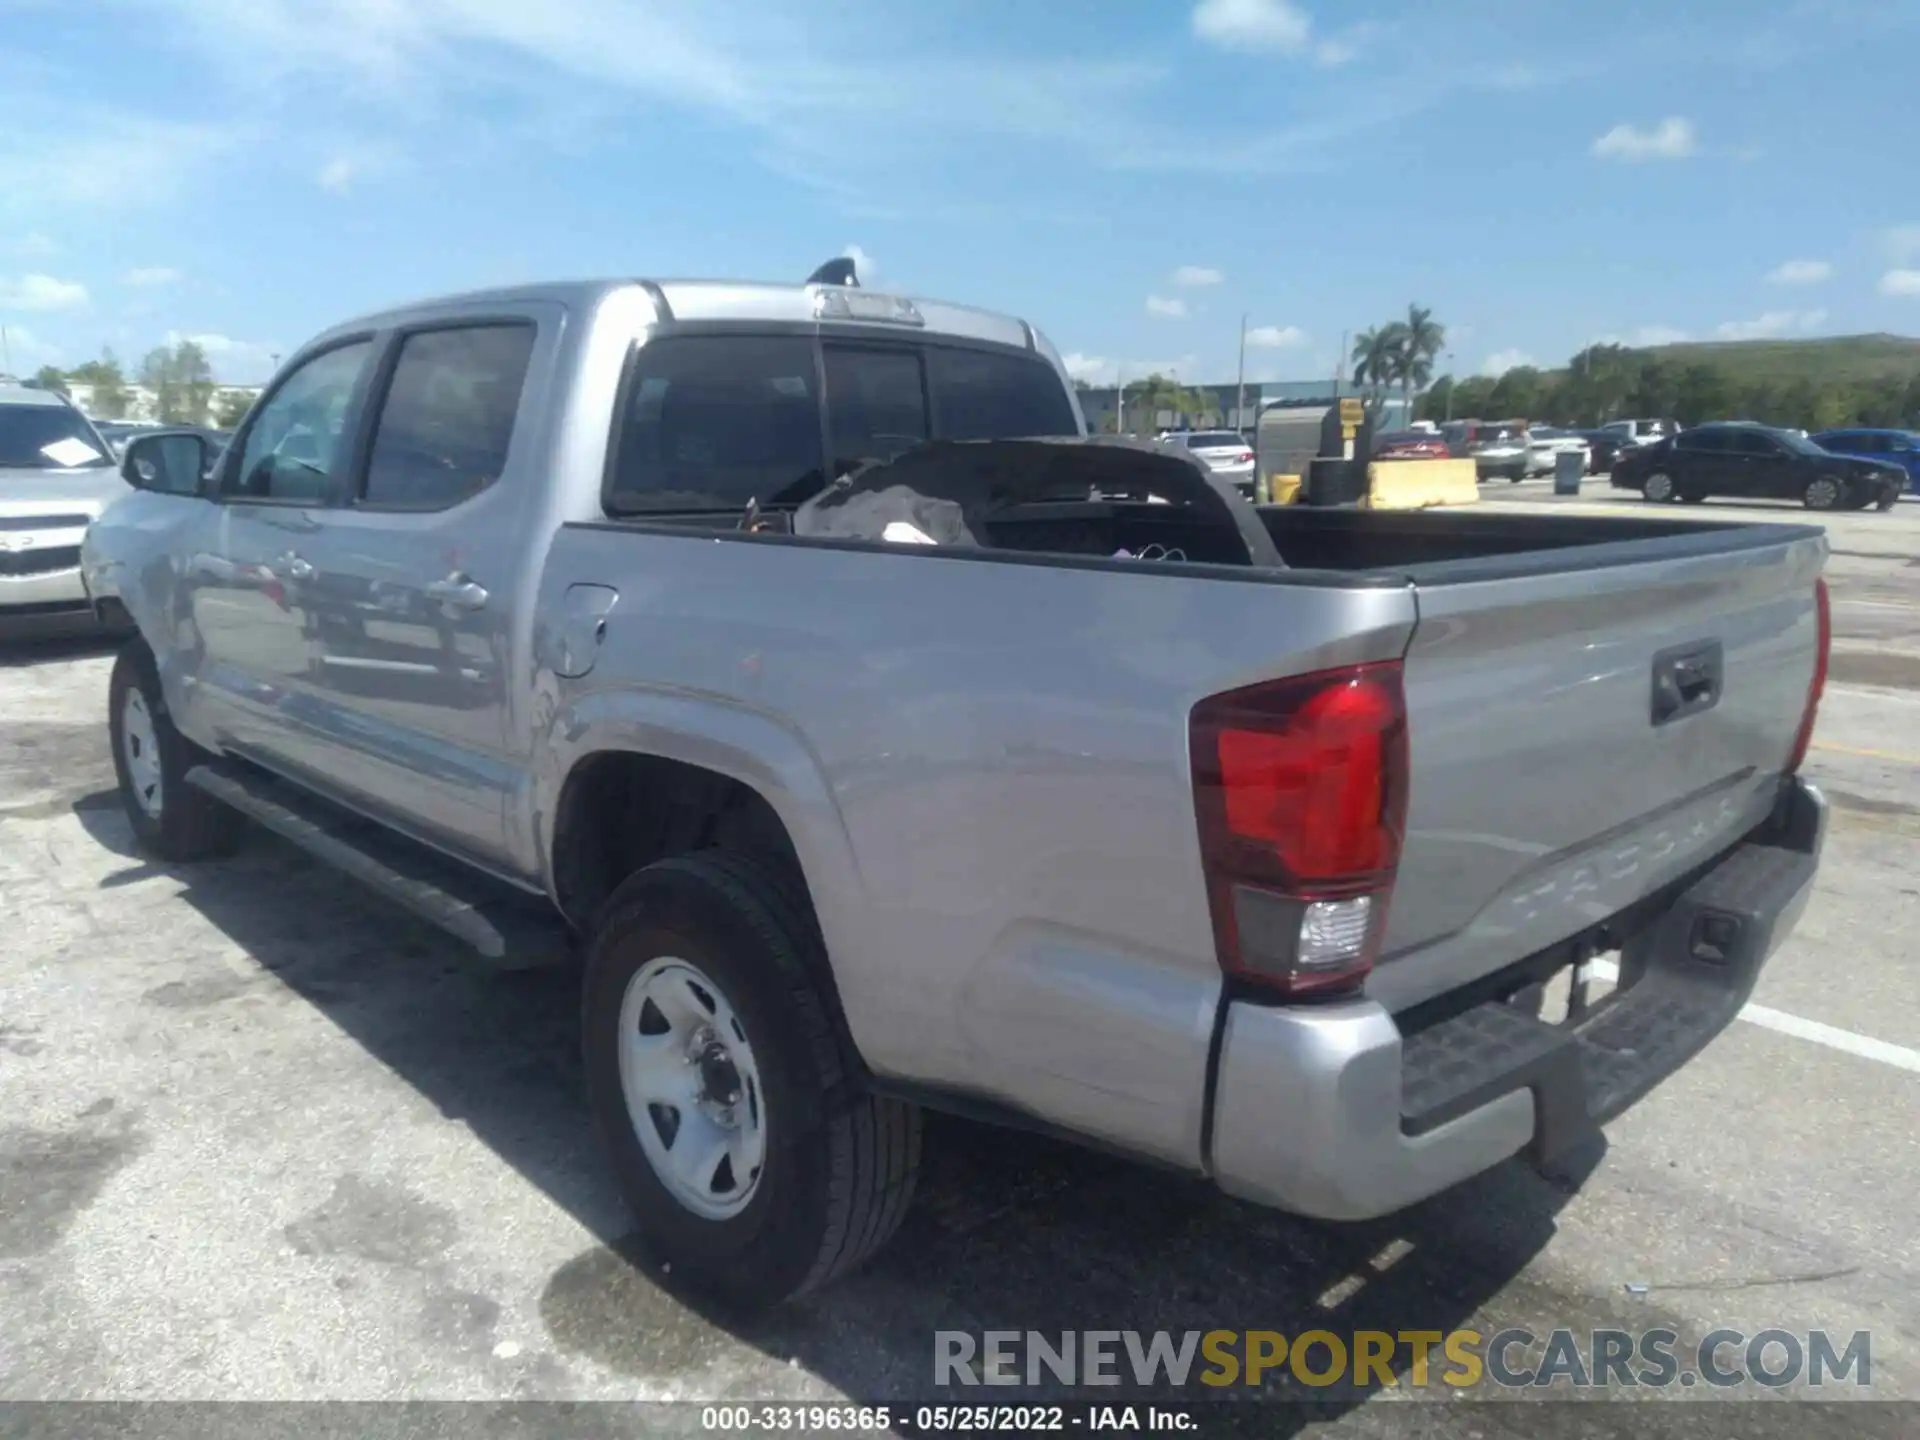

[1610,423,1905,512]
[1576,429,1637,475]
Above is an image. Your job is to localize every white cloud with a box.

[840,244,877,283]
[1766,259,1832,286]
[1062,352,1109,383]
[0,273,90,311]
[318,157,358,194]
[1629,325,1690,346]
[1591,117,1698,162]
[1192,0,1312,55]
[1880,269,1920,297]
[1173,265,1223,287]
[1481,348,1537,376]
[1712,309,1827,340]
[1312,21,1385,68]
[1145,294,1189,318]
[1246,324,1308,349]
[0,324,55,366]
[1878,225,1920,264]
[124,266,184,288]
[0,110,236,218]
[164,331,285,382]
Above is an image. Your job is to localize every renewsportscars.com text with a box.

[934,1328,1872,1391]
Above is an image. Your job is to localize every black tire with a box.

[1678,489,1707,504]
[1803,475,1843,512]
[582,851,921,1308]
[107,641,243,862]
[1877,491,1899,513]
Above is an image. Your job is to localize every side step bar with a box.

[185,761,572,971]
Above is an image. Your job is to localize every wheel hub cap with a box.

[121,689,164,819]
[617,957,766,1220]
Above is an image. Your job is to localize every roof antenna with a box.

[806,257,860,288]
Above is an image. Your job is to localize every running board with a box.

[184,761,572,971]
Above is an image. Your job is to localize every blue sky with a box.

[3,0,1920,388]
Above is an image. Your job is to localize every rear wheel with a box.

[108,642,243,862]
[1877,490,1899,513]
[1803,475,1843,511]
[583,851,921,1308]
[1642,471,1676,503]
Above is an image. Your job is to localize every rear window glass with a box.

[607,336,825,514]
[1183,431,1243,449]
[927,347,1078,443]
[825,346,931,477]
[362,324,535,509]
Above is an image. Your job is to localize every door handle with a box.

[1651,640,1723,726]
[426,574,489,612]
[276,552,315,580]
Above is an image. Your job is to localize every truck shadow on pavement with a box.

[74,799,1632,1433]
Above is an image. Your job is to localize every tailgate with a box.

[1370,528,1826,1012]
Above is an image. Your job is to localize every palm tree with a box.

[1350,324,1406,429]
[1396,304,1446,420]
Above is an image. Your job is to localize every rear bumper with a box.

[1208,778,1826,1221]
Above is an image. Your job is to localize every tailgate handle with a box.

[1652,641,1723,726]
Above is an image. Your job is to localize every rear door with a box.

[1376,531,1825,1010]
[297,310,550,866]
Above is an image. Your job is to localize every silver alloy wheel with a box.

[617,955,767,1221]
[121,688,164,819]
[1805,476,1841,510]
[1643,472,1675,503]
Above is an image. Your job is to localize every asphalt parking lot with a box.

[2,487,1916,1436]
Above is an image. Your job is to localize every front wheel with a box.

[108,643,243,861]
[1642,471,1676,503]
[583,851,921,1308]
[1803,475,1843,511]
[1877,491,1899,512]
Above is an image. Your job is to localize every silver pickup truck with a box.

[82,268,1831,1309]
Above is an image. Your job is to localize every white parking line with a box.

[1588,959,1920,1075]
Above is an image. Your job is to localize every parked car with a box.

[1373,429,1451,461]
[1810,428,1920,498]
[1602,417,1679,448]
[0,383,134,634]
[84,268,1831,1309]
[1442,418,1529,481]
[1612,422,1905,511]
[1576,429,1637,475]
[1524,426,1591,478]
[1167,428,1257,497]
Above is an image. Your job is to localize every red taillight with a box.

[1191,663,1409,998]
[1784,578,1830,775]
[1237,450,1255,464]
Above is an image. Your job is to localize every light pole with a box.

[1234,312,1247,434]
[1443,350,1456,422]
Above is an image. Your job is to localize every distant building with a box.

[1074,378,1411,436]
[64,382,264,425]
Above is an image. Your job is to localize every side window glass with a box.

[226,342,372,502]
[1677,430,1720,452]
[824,346,929,477]
[1889,435,1914,453]
[362,324,536,510]
[1734,431,1780,456]
[606,336,822,514]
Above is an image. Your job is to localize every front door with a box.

[298,315,548,869]
[190,338,375,775]
[1727,429,1793,499]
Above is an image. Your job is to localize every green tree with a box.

[1673,364,1734,426]
[139,340,218,425]
[1393,304,1446,418]
[1448,375,1498,420]
[1488,365,1543,420]
[1417,374,1456,423]
[66,350,131,419]
[31,364,68,394]
[1350,324,1406,428]
[214,389,255,429]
